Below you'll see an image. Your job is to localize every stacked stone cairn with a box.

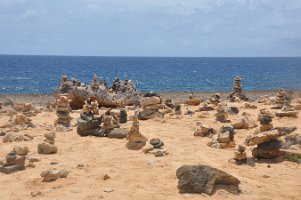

[271,88,286,109]
[91,74,100,90]
[38,132,58,154]
[194,124,216,137]
[208,125,235,148]
[77,99,127,138]
[126,117,148,150]
[90,96,99,115]
[209,93,221,105]
[0,146,29,174]
[255,109,274,133]
[143,138,168,157]
[119,108,128,123]
[231,145,247,165]
[138,96,164,120]
[174,104,182,115]
[215,104,229,123]
[55,94,72,131]
[245,110,297,159]
[275,100,298,118]
[228,76,248,101]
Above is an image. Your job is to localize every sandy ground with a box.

[0,95,301,200]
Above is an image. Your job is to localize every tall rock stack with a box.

[91,74,100,90]
[228,76,248,101]
[55,95,71,131]
[272,88,286,109]
[0,151,26,174]
[257,109,273,133]
[38,132,58,154]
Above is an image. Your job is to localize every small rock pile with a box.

[41,168,69,182]
[232,112,257,130]
[119,108,128,123]
[143,138,168,157]
[194,124,215,137]
[209,93,221,105]
[0,147,28,174]
[228,76,248,101]
[126,117,148,150]
[208,125,235,148]
[215,104,229,123]
[3,133,33,143]
[255,109,274,133]
[271,88,286,109]
[55,95,72,131]
[138,96,163,120]
[275,100,298,118]
[245,129,285,159]
[77,103,128,138]
[38,132,58,154]
[232,145,247,165]
[174,104,182,115]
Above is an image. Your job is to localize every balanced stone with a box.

[119,108,127,123]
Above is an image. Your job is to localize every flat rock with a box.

[176,165,240,195]
[140,97,161,107]
[38,143,58,154]
[275,111,298,118]
[244,129,283,146]
[107,128,128,139]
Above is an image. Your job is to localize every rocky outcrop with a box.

[56,75,140,109]
[176,165,240,195]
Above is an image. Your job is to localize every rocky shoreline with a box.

[1,90,301,106]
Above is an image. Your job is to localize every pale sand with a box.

[0,98,301,199]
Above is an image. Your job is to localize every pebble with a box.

[103,188,114,193]
[31,191,41,197]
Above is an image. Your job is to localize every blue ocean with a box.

[0,55,301,94]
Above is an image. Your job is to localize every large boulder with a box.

[176,165,240,195]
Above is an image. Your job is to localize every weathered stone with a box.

[138,109,163,120]
[38,143,58,154]
[234,152,247,161]
[107,128,128,139]
[140,96,161,107]
[218,132,231,143]
[41,169,69,182]
[225,107,239,115]
[186,99,201,106]
[244,102,257,109]
[14,145,29,156]
[150,138,164,148]
[176,165,240,195]
[119,108,127,123]
[0,164,25,174]
[244,129,282,146]
[0,155,25,167]
[275,111,298,118]
[31,191,42,197]
[194,125,215,137]
[126,118,147,150]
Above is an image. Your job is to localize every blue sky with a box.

[0,0,300,56]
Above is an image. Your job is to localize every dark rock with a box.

[150,138,164,148]
[143,92,159,97]
[259,115,272,125]
[225,107,239,115]
[0,131,6,136]
[138,109,163,120]
[119,108,127,123]
[176,165,240,195]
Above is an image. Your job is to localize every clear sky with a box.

[0,0,301,57]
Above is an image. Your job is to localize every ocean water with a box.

[0,55,301,94]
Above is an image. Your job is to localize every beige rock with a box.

[14,145,29,156]
[41,168,69,182]
[245,129,282,146]
[140,97,161,107]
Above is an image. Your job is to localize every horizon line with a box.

[0,54,301,58]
